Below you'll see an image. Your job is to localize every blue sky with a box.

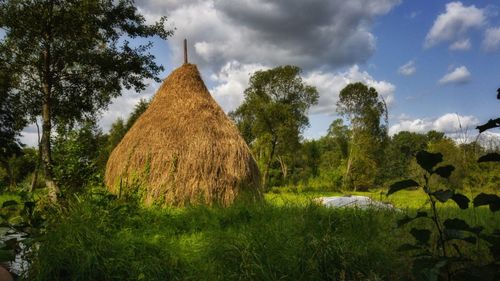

[17,0,500,146]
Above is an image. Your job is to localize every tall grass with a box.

[27,192,414,281]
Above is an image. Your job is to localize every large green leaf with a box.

[476,118,500,133]
[451,193,470,209]
[397,211,428,227]
[443,218,471,231]
[2,200,18,208]
[443,218,482,234]
[411,228,431,245]
[387,179,419,196]
[433,165,455,178]
[431,189,454,203]
[478,153,500,163]
[416,151,443,173]
[473,193,500,212]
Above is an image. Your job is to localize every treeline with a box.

[0,99,149,193]
[229,66,499,192]
[265,128,499,192]
[1,66,498,194]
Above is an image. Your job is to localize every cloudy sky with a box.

[19,0,500,145]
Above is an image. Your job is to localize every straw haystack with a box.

[105,63,261,206]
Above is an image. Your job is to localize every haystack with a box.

[105,63,261,206]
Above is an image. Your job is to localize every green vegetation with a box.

[0,1,499,280]
[26,192,413,281]
[0,0,172,200]
[0,189,488,281]
[229,65,319,189]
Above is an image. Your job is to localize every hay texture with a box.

[105,64,261,206]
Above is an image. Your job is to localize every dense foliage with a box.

[0,0,172,200]
[230,65,319,189]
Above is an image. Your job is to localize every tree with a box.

[326,118,350,160]
[53,121,104,192]
[0,0,172,201]
[230,65,318,189]
[97,98,149,172]
[381,131,428,181]
[0,45,26,189]
[336,82,388,190]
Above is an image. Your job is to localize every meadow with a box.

[2,188,496,281]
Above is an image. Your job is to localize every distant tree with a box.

[326,118,350,160]
[426,130,446,144]
[0,0,172,201]
[230,65,318,189]
[336,82,388,190]
[125,99,149,130]
[98,98,150,172]
[300,140,321,178]
[381,131,428,181]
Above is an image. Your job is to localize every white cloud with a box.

[210,61,268,112]
[482,26,500,52]
[398,60,416,76]
[389,113,480,142]
[208,63,395,116]
[305,65,395,115]
[449,38,471,50]
[424,2,486,48]
[136,0,400,71]
[438,66,471,85]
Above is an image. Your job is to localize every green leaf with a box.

[434,165,455,178]
[476,118,500,133]
[444,218,482,237]
[444,218,470,231]
[411,228,431,245]
[478,153,500,163]
[431,189,454,203]
[416,151,443,173]
[451,193,470,209]
[2,200,18,208]
[387,179,419,196]
[473,193,500,212]
[397,212,428,227]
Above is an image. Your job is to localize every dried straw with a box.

[105,64,262,206]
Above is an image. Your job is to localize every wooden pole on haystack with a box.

[184,38,188,64]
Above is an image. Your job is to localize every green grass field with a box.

[0,188,489,281]
[1,188,498,280]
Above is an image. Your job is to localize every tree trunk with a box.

[262,137,277,190]
[343,128,355,190]
[343,155,352,190]
[41,36,60,202]
[277,155,287,180]
[30,122,42,192]
[41,95,59,202]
